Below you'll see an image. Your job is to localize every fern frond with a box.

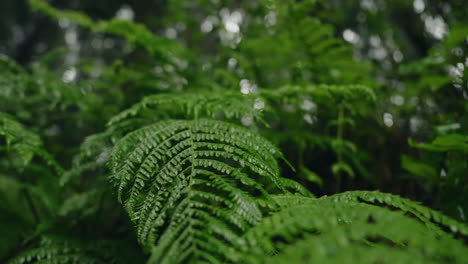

[235,0,373,86]
[6,236,143,264]
[261,84,376,105]
[29,0,188,64]
[240,192,468,264]
[107,92,263,126]
[0,113,42,165]
[107,84,374,129]
[0,112,63,173]
[61,118,150,186]
[109,119,305,263]
[331,190,468,237]
[263,231,447,264]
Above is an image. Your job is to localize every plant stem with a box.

[23,189,40,225]
[336,105,344,193]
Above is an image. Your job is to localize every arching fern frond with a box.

[109,119,309,263]
[107,84,375,128]
[6,236,143,264]
[107,92,263,126]
[331,190,468,237]
[261,84,376,104]
[260,220,465,264]
[0,112,63,173]
[0,113,42,166]
[233,0,373,86]
[239,192,468,264]
[29,0,188,65]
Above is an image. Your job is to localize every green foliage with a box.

[7,236,143,264]
[28,0,186,62]
[1,0,467,263]
[409,134,468,153]
[107,92,264,125]
[239,193,468,264]
[1,112,44,166]
[0,112,63,173]
[407,133,468,224]
[330,191,468,236]
[108,118,311,262]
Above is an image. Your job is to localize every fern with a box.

[2,0,467,263]
[0,55,101,114]
[107,84,375,127]
[331,191,468,236]
[6,236,143,264]
[0,112,43,165]
[29,0,189,66]
[108,119,309,263]
[107,92,264,126]
[238,192,468,264]
[0,112,63,173]
[230,0,373,87]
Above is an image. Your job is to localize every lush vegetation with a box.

[0,0,467,263]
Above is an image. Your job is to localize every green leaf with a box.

[332,162,355,178]
[409,134,468,153]
[299,166,323,187]
[401,154,438,182]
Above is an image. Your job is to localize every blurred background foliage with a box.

[0,0,466,239]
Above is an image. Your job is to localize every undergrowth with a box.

[0,0,467,263]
